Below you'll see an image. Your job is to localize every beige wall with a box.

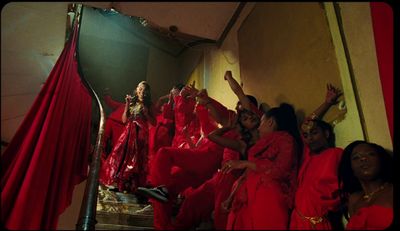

[236,2,366,148]
[338,2,392,150]
[238,3,343,119]
[198,2,391,150]
[323,2,365,147]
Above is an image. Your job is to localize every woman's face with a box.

[257,114,274,137]
[302,124,330,153]
[136,82,148,100]
[351,143,381,181]
[239,111,260,130]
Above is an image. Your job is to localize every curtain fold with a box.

[1,20,92,230]
[370,2,393,141]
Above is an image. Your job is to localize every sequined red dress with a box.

[99,102,150,192]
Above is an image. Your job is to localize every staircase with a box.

[95,186,215,230]
[96,186,153,230]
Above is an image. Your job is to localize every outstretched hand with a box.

[325,83,342,105]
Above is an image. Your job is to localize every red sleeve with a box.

[195,104,218,136]
[209,97,230,120]
[252,132,296,178]
[161,102,174,120]
[174,95,196,129]
[221,130,242,163]
[314,148,343,210]
[104,95,125,110]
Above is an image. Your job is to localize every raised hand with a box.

[325,83,342,105]
[224,70,233,80]
[125,94,133,103]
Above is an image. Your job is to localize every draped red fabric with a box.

[1,21,92,230]
[370,2,393,141]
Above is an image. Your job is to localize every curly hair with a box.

[337,140,393,219]
[312,119,336,147]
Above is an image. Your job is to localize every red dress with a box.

[102,95,126,159]
[172,130,242,230]
[99,103,150,192]
[346,205,393,230]
[226,131,297,230]
[290,146,343,229]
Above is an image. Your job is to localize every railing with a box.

[74,4,106,230]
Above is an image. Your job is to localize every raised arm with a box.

[154,94,170,114]
[224,70,251,111]
[207,115,246,154]
[306,83,342,121]
[197,89,233,127]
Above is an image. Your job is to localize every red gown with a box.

[99,103,150,192]
[102,95,126,159]
[226,131,297,230]
[290,146,343,229]
[172,130,242,230]
[346,205,393,230]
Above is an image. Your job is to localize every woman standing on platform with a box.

[100,81,156,193]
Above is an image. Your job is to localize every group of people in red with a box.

[98,70,393,230]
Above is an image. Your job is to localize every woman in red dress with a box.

[290,84,344,230]
[224,103,303,230]
[99,81,156,193]
[338,141,393,230]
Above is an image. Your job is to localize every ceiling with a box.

[1,2,242,147]
[81,2,241,42]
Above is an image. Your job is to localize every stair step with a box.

[97,201,144,214]
[96,223,153,230]
[96,211,153,227]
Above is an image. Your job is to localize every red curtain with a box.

[1,21,92,229]
[370,2,393,141]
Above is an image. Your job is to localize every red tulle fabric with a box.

[99,110,150,192]
[102,95,125,159]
